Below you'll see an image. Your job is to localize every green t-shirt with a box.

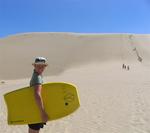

[30,70,43,87]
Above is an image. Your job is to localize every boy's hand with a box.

[41,110,49,123]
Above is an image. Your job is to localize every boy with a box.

[28,57,49,133]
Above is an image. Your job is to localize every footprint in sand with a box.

[130,88,150,133]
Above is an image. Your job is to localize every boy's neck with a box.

[34,69,42,75]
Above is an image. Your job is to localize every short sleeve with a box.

[30,72,43,87]
[33,75,43,85]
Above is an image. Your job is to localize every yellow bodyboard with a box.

[4,82,80,125]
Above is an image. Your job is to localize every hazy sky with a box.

[0,0,150,38]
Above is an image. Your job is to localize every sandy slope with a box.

[1,33,150,133]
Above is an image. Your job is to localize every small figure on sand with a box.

[138,57,142,62]
[122,64,124,69]
[127,66,130,70]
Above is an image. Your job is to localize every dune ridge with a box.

[1,33,150,133]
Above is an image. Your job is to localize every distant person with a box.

[28,57,49,133]
[127,66,130,70]
[138,57,142,62]
[122,64,125,69]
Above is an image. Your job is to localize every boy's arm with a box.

[34,85,48,122]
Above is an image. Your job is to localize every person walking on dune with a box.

[127,66,130,70]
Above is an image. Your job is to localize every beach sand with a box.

[1,33,150,133]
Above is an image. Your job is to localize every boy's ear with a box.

[32,64,36,67]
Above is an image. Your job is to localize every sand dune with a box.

[1,33,150,133]
[1,33,150,80]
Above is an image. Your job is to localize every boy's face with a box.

[34,64,47,74]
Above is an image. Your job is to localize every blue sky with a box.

[0,0,150,38]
